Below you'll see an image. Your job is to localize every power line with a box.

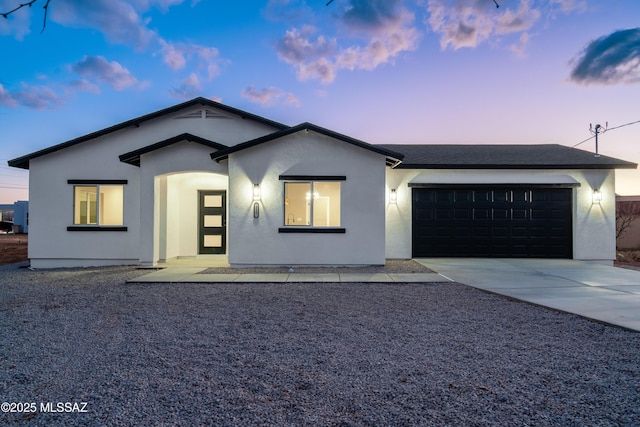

[572,119,640,149]
[0,185,28,189]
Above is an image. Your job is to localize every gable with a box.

[211,122,404,167]
[8,97,288,170]
[119,133,227,166]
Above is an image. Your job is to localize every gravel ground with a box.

[199,259,435,274]
[1,262,639,426]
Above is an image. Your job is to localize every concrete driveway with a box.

[415,258,640,332]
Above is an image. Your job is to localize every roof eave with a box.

[395,163,638,170]
[7,97,288,170]
[209,122,406,164]
[119,133,228,166]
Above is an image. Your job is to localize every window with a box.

[73,184,124,226]
[284,181,341,227]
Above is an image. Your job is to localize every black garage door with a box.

[412,187,573,258]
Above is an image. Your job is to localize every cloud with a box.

[160,41,220,80]
[51,0,158,49]
[68,79,101,94]
[570,28,640,85]
[277,26,337,65]
[275,2,419,84]
[0,0,33,40]
[426,0,540,50]
[241,86,301,107]
[0,84,18,108]
[70,56,139,90]
[170,73,201,99]
[264,0,313,22]
[0,83,61,110]
[341,0,405,32]
[48,0,222,82]
[549,0,586,13]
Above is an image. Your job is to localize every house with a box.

[8,97,637,268]
[0,200,28,233]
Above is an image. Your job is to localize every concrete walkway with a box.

[414,258,640,332]
[128,267,451,284]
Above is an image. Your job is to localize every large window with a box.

[73,185,124,226]
[284,181,341,227]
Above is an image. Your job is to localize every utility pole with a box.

[589,122,608,157]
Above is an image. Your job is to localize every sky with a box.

[1,0,639,204]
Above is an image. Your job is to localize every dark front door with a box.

[412,187,573,258]
[198,190,226,255]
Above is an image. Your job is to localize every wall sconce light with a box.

[592,188,602,204]
[390,188,398,204]
[253,183,261,202]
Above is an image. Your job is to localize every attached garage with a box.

[411,186,573,258]
[380,143,638,263]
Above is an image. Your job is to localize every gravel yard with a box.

[1,263,639,426]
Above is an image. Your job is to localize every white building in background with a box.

[0,200,28,233]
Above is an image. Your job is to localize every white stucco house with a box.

[8,97,637,268]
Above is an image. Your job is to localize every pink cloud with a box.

[0,84,18,108]
[161,40,221,81]
[170,73,202,99]
[70,56,139,91]
[241,86,300,107]
[275,4,419,84]
[14,85,60,109]
[50,0,158,49]
[68,79,101,94]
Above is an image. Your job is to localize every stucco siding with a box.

[28,150,140,268]
[227,131,386,266]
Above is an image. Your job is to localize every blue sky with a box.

[1,0,639,203]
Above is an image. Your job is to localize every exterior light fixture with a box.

[592,189,602,204]
[390,188,398,204]
[253,183,261,202]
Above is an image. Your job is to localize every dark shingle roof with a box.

[119,133,228,166]
[211,122,405,166]
[376,144,637,169]
[8,97,288,170]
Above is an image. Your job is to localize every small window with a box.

[284,181,340,227]
[74,185,124,226]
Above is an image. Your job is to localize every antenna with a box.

[589,122,608,157]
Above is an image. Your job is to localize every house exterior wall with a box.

[385,168,618,263]
[227,131,387,266]
[28,143,141,268]
[27,106,277,268]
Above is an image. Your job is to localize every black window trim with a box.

[67,226,128,232]
[279,175,346,181]
[69,180,127,230]
[278,227,345,234]
[281,179,343,230]
[68,179,128,185]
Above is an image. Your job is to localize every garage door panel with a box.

[474,209,490,220]
[454,208,472,219]
[435,208,452,219]
[493,209,510,220]
[512,209,528,220]
[513,190,528,202]
[412,187,572,258]
[436,191,454,202]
